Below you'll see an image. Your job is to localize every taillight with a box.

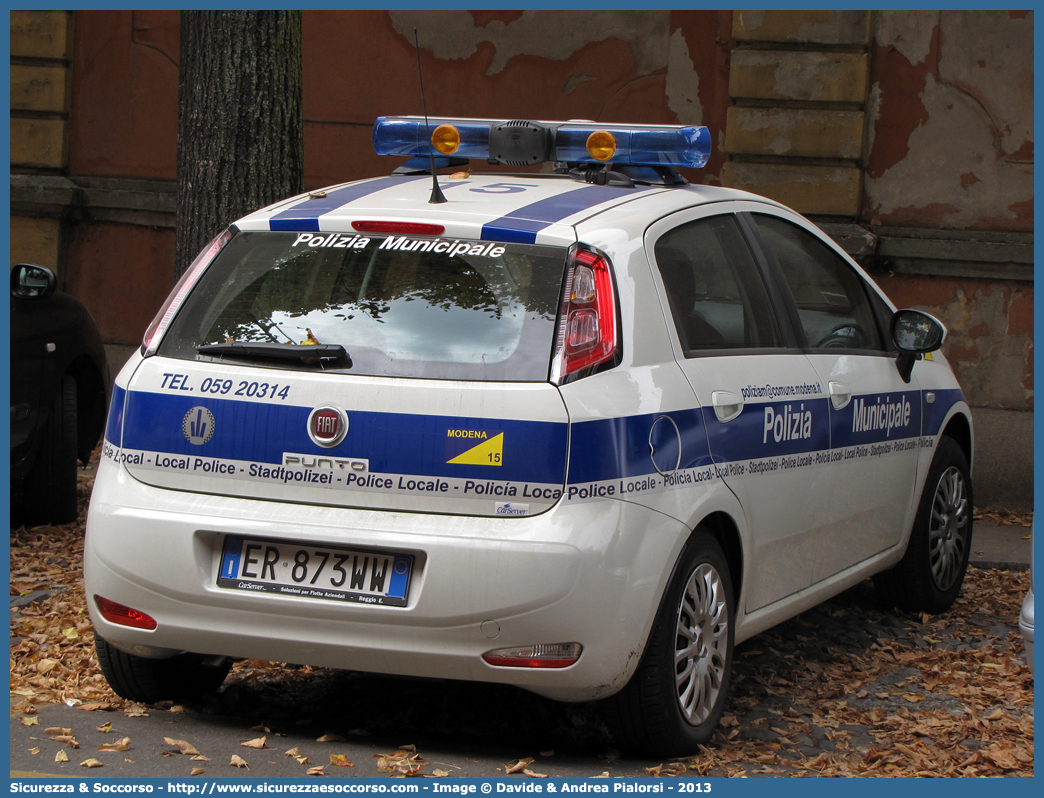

[550,246,618,383]
[141,228,233,357]
[94,596,157,630]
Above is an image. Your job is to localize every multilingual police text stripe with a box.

[111,387,966,494]
[116,390,567,485]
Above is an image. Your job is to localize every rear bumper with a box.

[84,457,689,701]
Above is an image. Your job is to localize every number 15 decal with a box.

[470,182,538,194]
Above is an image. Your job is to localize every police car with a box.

[85,116,973,755]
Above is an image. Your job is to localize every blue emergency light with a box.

[373,116,711,170]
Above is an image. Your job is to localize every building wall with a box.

[9,9,1033,507]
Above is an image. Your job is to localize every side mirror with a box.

[11,263,57,300]
[891,309,946,383]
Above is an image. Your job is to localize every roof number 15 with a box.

[469,183,538,194]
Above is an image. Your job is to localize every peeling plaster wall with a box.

[66,10,734,189]
[303,10,733,187]
[865,10,1033,231]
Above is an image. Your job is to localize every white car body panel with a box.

[86,166,974,705]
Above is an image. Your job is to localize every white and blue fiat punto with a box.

[85,117,973,755]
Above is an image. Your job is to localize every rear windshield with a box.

[160,231,568,381]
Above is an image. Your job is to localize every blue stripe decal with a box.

[111,387,964,491]
[268,177,424,231]
[104,383,127,448]
[703,397,832,464]
[567,409,711,484]
[118,391,567,484]
[829,390,921,449]
[922,388,966,436]
[481,185,648,243]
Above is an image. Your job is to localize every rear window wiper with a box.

[196,342,352,368]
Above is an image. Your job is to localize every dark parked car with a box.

[11,263,109,525]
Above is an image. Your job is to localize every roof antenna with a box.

[414,28,447,204]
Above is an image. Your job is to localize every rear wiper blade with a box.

[196,342,352,367]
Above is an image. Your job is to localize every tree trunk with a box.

[175,10,303,277]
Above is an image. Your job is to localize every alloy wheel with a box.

[928,465,969,592]
[674,563,729,725]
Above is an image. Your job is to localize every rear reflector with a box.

[94,596,158,631]
[482,642,582,668]
[352,220,446,235]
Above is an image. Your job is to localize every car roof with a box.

[235,173,788,248]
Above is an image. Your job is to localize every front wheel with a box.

[606,530,734,757]
[874,436,973,614]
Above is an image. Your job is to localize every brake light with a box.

[551,247,618,383]
[141,228,233,357]
[482,642,582,669]
[94,596,157,630]
[352,220,445,235]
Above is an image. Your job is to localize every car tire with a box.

[606,530,734,757]
[874,435,973,614]
[22,374,79,526]
[95,634,231,704]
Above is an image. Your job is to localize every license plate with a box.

[217,536,412,607]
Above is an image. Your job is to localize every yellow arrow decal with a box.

[447,433,503,466]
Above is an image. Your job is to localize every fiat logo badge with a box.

[307,406,348,448]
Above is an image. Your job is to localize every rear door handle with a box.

[828,381,851,410]
[711,391,743,423]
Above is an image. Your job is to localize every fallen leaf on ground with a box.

[505,757,534,774]
[80,759,103,768]
[329,753,353,767]
[316,733,345,743]
[230,754,249,769]
[45,727,71,736]
[79,703,113,712]
[98,737,131,752]
[164,738,201,756]
[54,750,68,763]
[306,766,325,776]
[20,717,39,727]
[190,768,205,777]
[523,769,548,778]
[241,736,267,749]
[96,722,112,733]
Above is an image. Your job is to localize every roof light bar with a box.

[373,116,711,169]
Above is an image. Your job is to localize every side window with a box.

[752,214,884,351]
[654,214,783,353]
